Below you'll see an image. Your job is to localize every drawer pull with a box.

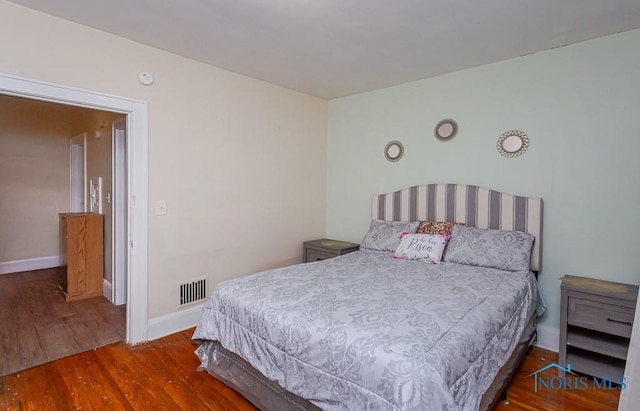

[606,317,632,326]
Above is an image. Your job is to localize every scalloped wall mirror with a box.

[497,130,529,158]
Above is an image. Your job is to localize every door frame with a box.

[0,73,149,344]
[112,118,127,306]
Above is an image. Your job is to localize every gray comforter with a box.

[193,250,540,410]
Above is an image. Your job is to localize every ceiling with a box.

[8,0,640,99]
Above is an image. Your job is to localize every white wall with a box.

[0,1,328,321]
[327,29,640,347]
[618,298,640,410]
[0,95,77,264]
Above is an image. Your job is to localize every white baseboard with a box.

[103,279,113,302]
[535,324,560,352]
[0,255,64,275]
[147,305,204,341]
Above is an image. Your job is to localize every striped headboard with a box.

[371,184,543,271]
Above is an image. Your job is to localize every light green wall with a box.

[327,29,640,332]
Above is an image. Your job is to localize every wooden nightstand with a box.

[303,239,359,263]
[559,275,638,379]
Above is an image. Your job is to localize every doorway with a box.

[0,73,148,343]
[69,133,87,212]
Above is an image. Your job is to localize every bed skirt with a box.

[195,314,537,411]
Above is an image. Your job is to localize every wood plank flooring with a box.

[0,267,125,376]
[0,328,621,410]
[493,346,621,410]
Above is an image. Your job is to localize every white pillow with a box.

[392,233,449,264]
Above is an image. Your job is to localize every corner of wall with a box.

[535,324,560,353]
[147,305,203,341]
[103,278,113,301]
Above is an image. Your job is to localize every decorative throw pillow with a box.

[393,233,449,264]
[444,225,534,272]
[360,219,421,252]
[417,220,466,257]
[416,220,465,236]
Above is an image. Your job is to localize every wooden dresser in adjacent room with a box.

[59,213,104,302]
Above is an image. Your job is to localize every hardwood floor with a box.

[493,346,621,411]
[0,329,255,410]
[0,328,621,410]
[0,267,125,376]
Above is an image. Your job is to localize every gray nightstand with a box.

[303,239,359,263]
[559,275,638,380]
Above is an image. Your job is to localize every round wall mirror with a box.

[497,130,529,158]
[434,119,458,141]
[384,140,404,162]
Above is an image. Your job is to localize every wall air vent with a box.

[179,276,207,307]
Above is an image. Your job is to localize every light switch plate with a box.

[155,200,167,216]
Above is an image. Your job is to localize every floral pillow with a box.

[392,233,449,264]
[360,219,421,252]
[444,225,534,272]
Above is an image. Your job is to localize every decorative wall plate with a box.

[497,130,529,158]
[384,140,404,162]
[434,119,458,141]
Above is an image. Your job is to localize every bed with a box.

[193,183,544,411]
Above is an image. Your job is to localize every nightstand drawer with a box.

[305,249,336,262]
[303,239,359,263]
[568,296,635,338]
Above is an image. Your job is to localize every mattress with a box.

[193,249,540,410]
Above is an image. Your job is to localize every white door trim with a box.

[0,72,149,344]
[112,118,127,306]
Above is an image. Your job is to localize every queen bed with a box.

[193,184,544,411]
